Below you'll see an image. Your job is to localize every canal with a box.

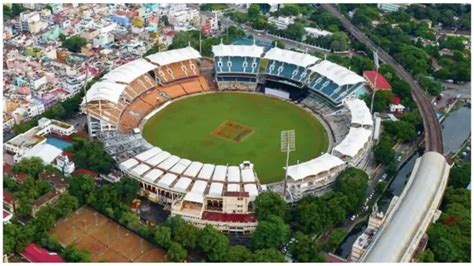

[335,104,471,259]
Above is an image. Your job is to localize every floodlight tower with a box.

[281,130,296,199]
[370,50,380,114]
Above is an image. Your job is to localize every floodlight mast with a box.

[281,130,295,199]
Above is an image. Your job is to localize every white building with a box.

[305,27,333,38]
[54,154,75,176]
[268,16,295,30]
[377,3,404,13]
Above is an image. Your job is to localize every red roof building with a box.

[71,168,99,178]
[202,211,257,223]
[21,243,64,263]
[392,96,401,105]
[363,71,391,91]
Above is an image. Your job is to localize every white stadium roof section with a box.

[103,58,157,84]
[227,183,241,192]
[345,99,374,127]
[146,151,171,166]
[244,184,259,200]
[169,159,192,175]
[191,180,208,194]
[362,152,450,262]
[143,169,164,184]
[146,46,201,66]
[184,192,204,204]
[135,147,162,162]
[83,80,128,104]
[157,173,178,188]
[131,163,151,177]
[198,164,216,180]
[286,153,346,181]
[208,183,224,197]
[120,158,139,170]
[333,127,373,158]
[227,166,241,183]
[157,155,180,171]
[212,44,264,58]
[264,47,319,68]
[183,161,204,178]
[241,168,256,183]
[172,177,193,193]
[212,165,228,182]
[309,60,366,86]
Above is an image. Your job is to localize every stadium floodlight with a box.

[281,130,296,198]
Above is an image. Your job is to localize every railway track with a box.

[320,4,443,153]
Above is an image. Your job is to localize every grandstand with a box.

[212,44,264,91]
[146,47,201,84]
[332,127,373,166]
[307,60,367,107]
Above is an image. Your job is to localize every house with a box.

[21,243,64,263]
[40,171,69,193]
[4,191,18,214]
[363,71,392,92]
[31,191,61,217]
[390,96,406,113]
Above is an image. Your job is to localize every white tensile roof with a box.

[83,80,128,104]
[212,44,264,58]
[309,60,365,86]
[184,192,204,204]
[143,169,164,184]
[23,143,62,164]
[241,168,256,183]
[333,127,373,158]
[286,153,346,181]
[345,99,374,127]
[146,151,171,166]
[227,166,241,183]
[172,177,193,192]
[146,46,201,66]
[264,47,319,68]
[227,183,241,192]
[169,159,192,175]
[191,180,208,194]
[212,165,227,182]
[103,58,157,84]
[208,182,224,196]
[183,161,203,178]
[198,164,215,180]
[120,158,139,170]
[135,147,162,162]
[131,163,151,176]
[157,155,180,171]
[243,183,259,199]
[157,173,178,188]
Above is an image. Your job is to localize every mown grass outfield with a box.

[143,92,329,184]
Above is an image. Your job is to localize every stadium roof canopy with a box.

[146,46,201,66]
[227,183,241,192]
[83,80,128,104]
[146,151,171,166]
[263,47,319,68]
[345,99,374,127]
[135,147,162,162]
[208,182,224,196]
[120,158,139,170]
[333,127,373,158]
[183,161,204,178]
[212,44,264,58]
[184,191,204,204]
[103,58,157,84]
[309,60,366,86]
[286,153,346,181]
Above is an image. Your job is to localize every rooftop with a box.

[21,243,64,263]
[363,70,391,90]
[202,211,257,223]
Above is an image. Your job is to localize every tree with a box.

[61,244,90,262]
[334,168,369,212]
[167,242,187,262]
[252,215,289,250]
[198,225,229,262]
[290,231,325,262]
[323,228,347,252]
[383,120,417,143]
[154,226,172,249]
[248,4,260,18]
[68,174,96,205]
[285,22,306,41]
[329,32,349,51]
[252,248,286,262]
[13,157,44,178]
[376,181,387,194]
[72,140,114,174]
[417,249,435,262]
[448,161,471,189]
[373,135,395,164]
[254,191,288,221]
[226,245,253,262]
[61,35,88,53]
[166,216,200,249]
[275,40,285,49]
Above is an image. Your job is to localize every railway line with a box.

[321,4,443,153]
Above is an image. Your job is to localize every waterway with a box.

[335,105,471,259]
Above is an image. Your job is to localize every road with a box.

[321,4,444,154]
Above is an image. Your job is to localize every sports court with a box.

[49,207,166,262]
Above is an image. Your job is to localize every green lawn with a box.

[142,92,328,184]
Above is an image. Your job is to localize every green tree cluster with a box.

[61,35,88,53]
